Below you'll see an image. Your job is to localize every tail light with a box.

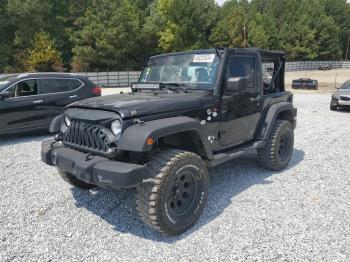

[92,86,102,96]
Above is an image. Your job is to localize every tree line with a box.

[0,0,350,73]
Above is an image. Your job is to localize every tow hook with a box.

[85,153,95,161]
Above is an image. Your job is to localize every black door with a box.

[38,78,83,126]
[0,79,49,134]
[219,54,262,146]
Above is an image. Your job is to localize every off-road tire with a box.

[330,99,338,111]
[59,171,95,190]
[258,120,294,171]
[136,149,209,235]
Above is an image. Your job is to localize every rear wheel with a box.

[59,171,95,190]
[258,120,294,171]
[136,149,209,235]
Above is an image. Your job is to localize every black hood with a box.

[68,91,206,118]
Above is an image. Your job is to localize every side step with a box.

[206,141,265,167]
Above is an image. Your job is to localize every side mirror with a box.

[0,91,10,101]
[336,85,340,89]
[226,77,247,93]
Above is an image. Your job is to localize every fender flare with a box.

[50,114,63,133]
[258,102,295,140]
[117,116,213,158]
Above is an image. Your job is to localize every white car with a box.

[330,80,350,110]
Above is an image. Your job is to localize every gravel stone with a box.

[0,93,349,261]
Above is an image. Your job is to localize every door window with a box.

[227,56,256,90]
[40,79,71,94]
[7,79,39,97]
[39,78,83,94]
[68,79,83,90]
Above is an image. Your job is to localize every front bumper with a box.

[338,100,350,106]
[41,139,148,189]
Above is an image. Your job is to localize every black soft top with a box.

[150,48,286,60]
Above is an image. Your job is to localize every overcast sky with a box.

[215,0,226,5]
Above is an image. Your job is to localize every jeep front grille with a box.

[62,120,112,153]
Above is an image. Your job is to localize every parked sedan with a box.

[330,80,350,111]
[0,73,101,135]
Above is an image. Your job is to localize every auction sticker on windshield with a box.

[193,54,215,63]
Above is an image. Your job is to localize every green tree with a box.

[321,0,350,60]
[25,32,63,72]
[210,1,250,48]
[306,0,342,60]
[151,0,218,52]
[71,0,142,71]
[0,0,16,72]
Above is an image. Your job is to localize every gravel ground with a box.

[1,93,350,261]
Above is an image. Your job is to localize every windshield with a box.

[341,80,350,89]
[139,53,221,89]
[0,75,15,90]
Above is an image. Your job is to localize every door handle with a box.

[250,97,262,102]
[69,95,78,99]
[33,100,43,104]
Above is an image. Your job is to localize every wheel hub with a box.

[168,171,197,215]
[277,133,290,161]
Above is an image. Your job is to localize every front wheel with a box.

[258,120,294,171]
[330,98,338,111]
[136,149,209,235]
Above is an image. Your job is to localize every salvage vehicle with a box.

[0,73,101,135]
[330,80,350,110]
[41,48,297,235]
[292,78,318,90]
[318,63,332,71]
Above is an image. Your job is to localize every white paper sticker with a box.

[193,54,215,63]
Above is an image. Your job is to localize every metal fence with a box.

[1,61,350,87]
[85,61,350,88]
[285,61,350,71]
[81,71,141,88]
[262,61,350,73]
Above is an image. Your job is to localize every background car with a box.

[330,80,350,111]
[292,78,318,90]
[0,73,101,135]
[318,64,332,70]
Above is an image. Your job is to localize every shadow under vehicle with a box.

[42,48,297,235]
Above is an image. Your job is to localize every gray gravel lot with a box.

[1,93,350,261]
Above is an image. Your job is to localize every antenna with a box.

[243,22,247,48]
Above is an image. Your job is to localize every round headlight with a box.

[64,116,71,127]
[111,120,122,137]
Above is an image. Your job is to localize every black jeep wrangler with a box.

[41,48,297,235]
